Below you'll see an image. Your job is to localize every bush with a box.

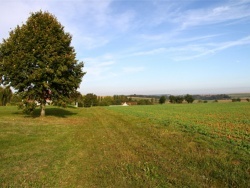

[78,102,84,107]
[138,99,152,105]
[232,98,241,102]
[169,95,184,104]
[159,96,166,104]
[184,94,194,103]
[18,100,37,114]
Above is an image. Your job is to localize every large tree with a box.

[0,11,85,116]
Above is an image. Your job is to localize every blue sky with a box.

[1,0,250,95]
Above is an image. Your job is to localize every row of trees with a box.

[168,94,194,104]
[2,90,249,110]
[192,94,230,100]
[77,94,154,107]
[81,94,196,107]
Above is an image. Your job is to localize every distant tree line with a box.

[78,94,154,107]
[127,94,168,99]
[168,94,194,104]
[192,94,230,100]
[2,90,249,109]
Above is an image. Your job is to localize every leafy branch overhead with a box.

[0,11,86,116]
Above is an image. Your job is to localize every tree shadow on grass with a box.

[14,107,78,118]
[37,107,77,118]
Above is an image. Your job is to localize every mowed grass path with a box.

[0,103,249,187]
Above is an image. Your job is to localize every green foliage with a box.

[53,100,68,108]
[18,100,37,114]
[193,94,230,100]
[0,86,12,106]
[10,93,22,105]
[97,95,131,106]
[113,95,129,105]
[0,11,85,115]
[169,95,184,104]
[84,93,98,107]
[137,99,152,105]
[98,96,114,106]
[69,90,83,107]
[159,96,166,104]
[184,94,194,103]
[232,98,241,102]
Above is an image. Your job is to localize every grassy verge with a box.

[0,103,249,187]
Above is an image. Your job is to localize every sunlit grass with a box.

[0,104,249,187]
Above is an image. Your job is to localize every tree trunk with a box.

[41,103,45,117]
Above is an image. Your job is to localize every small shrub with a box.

[232,98,241,102]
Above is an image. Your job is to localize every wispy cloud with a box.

[131,48,167,56]
[174,35,250,61]
[51,0,135,50]
[1,0,136,50]
[83,55,117,81]
[174,1,250,30]
[130,35,250,61]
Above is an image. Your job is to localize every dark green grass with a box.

[0,104,249,187]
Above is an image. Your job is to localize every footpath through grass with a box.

[0,103,249,187]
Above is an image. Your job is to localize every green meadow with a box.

[0,103,249,187]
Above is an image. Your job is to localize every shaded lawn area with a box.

[0,104,249,187]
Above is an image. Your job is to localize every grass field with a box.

[0,103,249,187]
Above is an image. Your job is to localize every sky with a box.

[1,0,250,95]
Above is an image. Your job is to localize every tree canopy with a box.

[184,94,194,103]
[0,11,85,116]
[84,93,98,107]
[159,96,166,104]
[169,95,184,104]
